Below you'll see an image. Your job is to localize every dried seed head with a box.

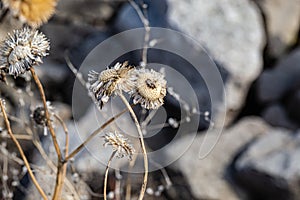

[88,61,135,109]
[130,68,167,109]
[103,131,135,160]
[0,27,50,77]
[3,0,57,27]
[31,102,53,126]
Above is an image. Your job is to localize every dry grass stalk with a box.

[0,99,48,200]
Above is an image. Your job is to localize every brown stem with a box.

[52,114,69,200]
[52,163,64,200]
[0,100,48,200]
[64,106,129,163]
[29,68,62,160]
[103,151,116,200]
[119,94,148,200]
[125,140,139,200]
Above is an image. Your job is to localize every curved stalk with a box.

[103,151,116,200]
[119,93,148,200]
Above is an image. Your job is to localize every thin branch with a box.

[64,106,129,163]
[29,67,62,160]
[0,100,48,200]
[52,114,69,200]
[64,51,88,89]
[125,141,139,200]
[1,134,32,140]
[54,114,69,158]
[103,151,116,200]
[31,132,81,200]
[128,0,150,66]
[119,93,148,200]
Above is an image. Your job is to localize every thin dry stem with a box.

[29,67,65,200]
[103,151,116,200]
[1,134,32,140]
[64,51,88,88]
[31,131,81,200]
[125,142,139,200]
[54,114,69,158]
[29,67,62,160]
[128,0,150,66]
[64,106,129,162]
[119,93,148,200]
[0,100,48,200]
[52,114,69,200]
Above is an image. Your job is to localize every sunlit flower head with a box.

[88,61,135,109]
[0,27,50,77]
[130,68,167,109]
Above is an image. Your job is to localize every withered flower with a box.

[88,61,135,108]
[103,131,134,160]
[3,0,57,27]
[130,68,167,109]
[0,27,49,77]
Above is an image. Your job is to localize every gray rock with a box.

[257,48,300,103]
[40,23,84,62]
[234,129,300,200]
[163,117,270,199]
[55,0,117,27]
[25,169,91,200]
[35,61,69,84]
[254,0,300,57]
[262,103,298,130]
[286,89,300,124]
[167,0,265,125]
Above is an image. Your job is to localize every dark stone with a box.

[262,103,298,130]
[257,48,300,104]
[233,129,300,200]
[286,89,300,124]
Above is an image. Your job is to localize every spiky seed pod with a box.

[103,131,135,160]
[31,102,53,126]
[130,68,167,109]
[88,61,135,109]
[0,27,50,77]
[2,0,57,27]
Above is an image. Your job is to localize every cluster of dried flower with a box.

[88,61,167,110]
[0,1,175,199]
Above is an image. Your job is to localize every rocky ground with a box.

[0,0,300,199]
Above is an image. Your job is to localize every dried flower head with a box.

[31,102,53,126]
[88,61,135,109]
[3,0,57,27]
[130,68,167,109]
[0,27,50,77]
[103,131,135,160]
